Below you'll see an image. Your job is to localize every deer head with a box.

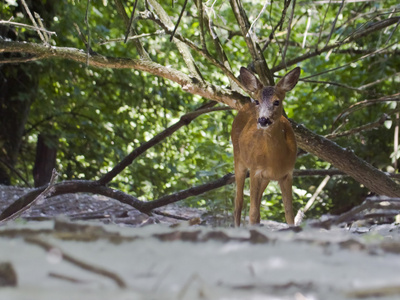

[239,67,301,130]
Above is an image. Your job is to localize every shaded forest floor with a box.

[1,185,400,300]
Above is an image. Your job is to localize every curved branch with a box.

[98,102,232,185]
[0,40,248,109]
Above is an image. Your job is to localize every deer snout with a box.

[258,117,272,127]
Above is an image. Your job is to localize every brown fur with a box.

[232,67,300,226]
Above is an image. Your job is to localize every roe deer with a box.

[232,67,301,226]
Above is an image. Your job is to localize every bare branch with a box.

[295,174,331,225]
[0,20,56,36]
[170,0,188,41]
[195,0,207,50]
[113,0,150,60]
[325,0,345,47]
[20,0,46,42]
[147,0,203,81]
[281,0,296,67]
[34,12,49,42]
[0,40,247,109]
[84,0,91,66]
[0,158,31,187]
[272,16,400,72]
[301,43,397,80]
[262,0,291,51]
[124,0,139,43]
[229,0,274,85]
[143,173,236,211]
[139,11,246,92]
[99,30,164,45]
[291,119,400,197]
[98,102,232,185]
[333,93,400,128]
[326,114,389,139]
[195,0,239,91]
[385,17,400,44]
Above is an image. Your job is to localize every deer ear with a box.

[240,67,263,93]
[276,67,301,92]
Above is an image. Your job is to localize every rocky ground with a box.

[1,185,400,300]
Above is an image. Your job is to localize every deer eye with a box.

[273,100,280,106]
[254,100,260,105]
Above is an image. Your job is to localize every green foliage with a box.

[2,0,400,222]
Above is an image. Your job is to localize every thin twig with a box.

[140,11,245,91]
[34,12,49,42]
[99,31,164,45]
[302,9,311,48]
[272,16,400,72]
[25,237,127,288]
[195,0,207,51]
[147,0,203,81]
[124,0,139,43]
[20,0,46,42]
[73,23,90,51]
[230,0,274,85]
[317,0,331,47]
[170,0,188,41]
[301,42,397,80]
[97,103,230,185]
[262,0,292,52]
[281,0,296,68]
[295,175,331,225]
[113,0,150,59]
[332,93,400,128]
[325,0,345,47]
[84,0,91,66]
[0,20,56,36]
[0,158,31,187]
[327,114,389,139]
[385,17,400,44]
[248,0,270,37]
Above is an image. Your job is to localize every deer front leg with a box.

[234,163,247,227]
[249,171,270,225]
[279,174,295,225]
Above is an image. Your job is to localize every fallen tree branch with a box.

[291,120,400,197]
[311,196,400,228]
[97,102,232,185]
[0,180,145,222]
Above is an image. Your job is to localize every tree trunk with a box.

[33,134,57,188]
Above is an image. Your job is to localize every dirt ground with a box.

[1,185,400,300]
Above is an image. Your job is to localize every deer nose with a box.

[258,117,272,127]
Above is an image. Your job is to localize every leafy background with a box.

[1,0,399,222]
